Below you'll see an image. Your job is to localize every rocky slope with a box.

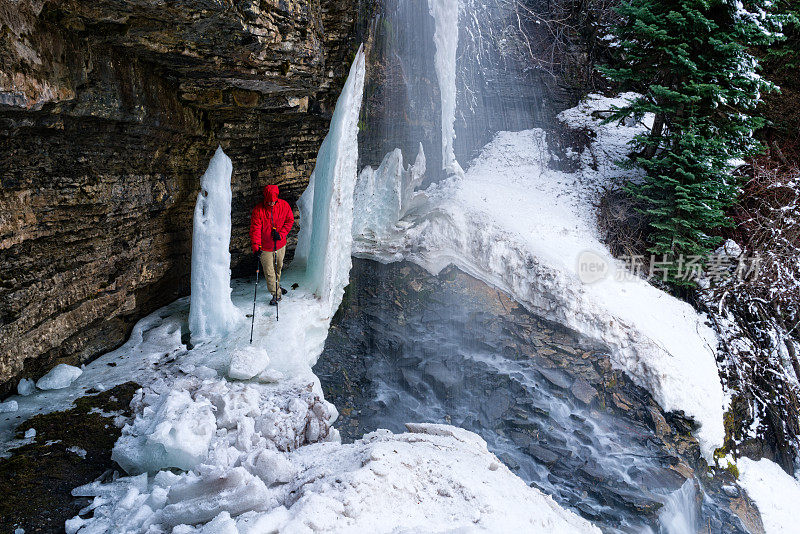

[0,0,360,391]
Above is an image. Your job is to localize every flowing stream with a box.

[315,259,750,533]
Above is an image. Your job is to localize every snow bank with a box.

[354,93,725,459]
[36,363,83,390]
[71,422,598,533]
[738,458,800,534]
[189,146,242,340]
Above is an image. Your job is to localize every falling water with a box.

[360,0,545,178]
[658,481,699,534]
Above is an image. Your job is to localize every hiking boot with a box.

[269,296,278,306]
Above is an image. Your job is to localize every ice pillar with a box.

[188,147,241,340]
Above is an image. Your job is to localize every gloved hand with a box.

[271,229,281,242]
[254,249,262,258]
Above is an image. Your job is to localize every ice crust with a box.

[36,364,83,390]
[354,94,725,459]
[189,147,242,341]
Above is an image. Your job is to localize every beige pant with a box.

[261,246,286,297]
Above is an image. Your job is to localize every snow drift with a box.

[738,457,800,534]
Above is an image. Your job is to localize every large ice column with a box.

[295,45,366,318]
[428,0,463,176]
[188,147,242,340]
[353,143,426,239]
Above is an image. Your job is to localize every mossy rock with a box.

[0,381,139,533]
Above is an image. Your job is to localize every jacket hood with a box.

[264,184,279,203]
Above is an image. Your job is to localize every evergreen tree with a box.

[766,0,800,73]
[600,0,779,283]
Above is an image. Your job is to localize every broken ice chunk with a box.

[242,449,296,486]
[158,466,270,528]
[211,386,261,430]
[227,346,270,380]
[17,378,35,396]
[36,364,83,390]
[112,389,216,474]
[67,446,87,459]
[257,369,283,384]
[256,368,284,383]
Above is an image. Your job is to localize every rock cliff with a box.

[0,0,360,391]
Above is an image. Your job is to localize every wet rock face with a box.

[0,0,360,390]
[317,259,760,532]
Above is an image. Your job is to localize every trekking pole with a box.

[273,249,279,322]
[249,255,260,344]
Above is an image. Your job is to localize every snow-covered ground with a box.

[738,457,800,534]
[354,93,725,460]
[68,418,598,533]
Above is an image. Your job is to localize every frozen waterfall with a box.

[188,147,242,340]
[352,143,426,239]
[428,0,463,176]
[295,44,366,318]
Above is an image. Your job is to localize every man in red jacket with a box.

[250,184,294,305]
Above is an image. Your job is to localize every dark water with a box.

[315,259,751,533]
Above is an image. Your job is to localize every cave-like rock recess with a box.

[0,0,362,391]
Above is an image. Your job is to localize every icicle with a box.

[295,45,367,317]
[428,0,464,176]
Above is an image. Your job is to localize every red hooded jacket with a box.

[250,185,294,252]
